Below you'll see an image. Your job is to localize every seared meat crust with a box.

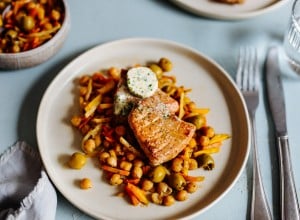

[128,91,196,165]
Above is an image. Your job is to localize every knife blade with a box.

[265,46,300,220]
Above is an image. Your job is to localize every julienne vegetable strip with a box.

[68,57,230,207]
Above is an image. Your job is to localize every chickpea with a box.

[188,158,198,170]
[110,174,123,185]
[126,152,136,161]
[186,182,198,193]
[171,157,183,172]
[119,160,132,171]
[113,144,123,156]
[156,182,172,196]
[11,44,20,53]
[43,22,53,30]
[163,195,175,206]
[201,126,215,138]
[80,178,92,189]
[108,67,121,80]
[131,166,143,179]
[158,57,173,72]
[175,190,188,201]
[99,151,110,162]
[50,9,61,21]
[198,135,210,147]
[133,159,144,167]
[141,179,154,191]
[151,192,163,205]
[187,101,197,110]
[107,156,117,167]
[68,152,87,169]
[188,138,197,148]
[70,116,81,127]
[82,139,96,154]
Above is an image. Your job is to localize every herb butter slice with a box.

[126,67,158,98]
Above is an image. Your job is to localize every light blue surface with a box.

[0,0,298,219]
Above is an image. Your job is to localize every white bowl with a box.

[0,0,70,69]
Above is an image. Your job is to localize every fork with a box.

[236,47,272,220]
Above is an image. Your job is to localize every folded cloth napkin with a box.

[0,141,57,220]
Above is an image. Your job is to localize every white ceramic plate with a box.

[36,38,250,220]
[170,0,288,20]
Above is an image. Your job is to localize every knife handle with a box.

[278,136,300,220]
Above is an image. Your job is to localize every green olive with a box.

[197,153,215,170]
[148,165,167,183]
[149,64,163,79]
[168,173,186,191]
[159,57,173,72]
[187,115,206,130]
[68,152,87,169]
[20,15,35,32]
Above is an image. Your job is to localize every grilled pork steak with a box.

[128,91,196,165]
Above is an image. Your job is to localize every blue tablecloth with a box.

[0,1,297,219]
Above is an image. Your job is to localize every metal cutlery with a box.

[265,46,300,220]
[236,47,272,220]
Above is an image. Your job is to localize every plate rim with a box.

[36,37,251,220]
[170,0,289,20]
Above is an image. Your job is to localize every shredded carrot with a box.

[125,186,140,206]
[182,174,205,182]
[124,178,140,185]
[193,147,220,157]
[126,183,149,205]
[101,165,130,176]
[209,134,230,145]
[202,142,222,150]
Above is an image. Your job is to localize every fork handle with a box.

[250,116,272,220]
[277,136,300,220]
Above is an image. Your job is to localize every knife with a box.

[265,46,300,220]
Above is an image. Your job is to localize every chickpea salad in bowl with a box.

[36,38,250,220]
[0,0,64,53]
[0,0,70,69]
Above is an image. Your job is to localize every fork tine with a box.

[242,47,249,90]
[253,48,259,91]
[236,47,244,89]
[248,47,255,91]
[236,47,259,92]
